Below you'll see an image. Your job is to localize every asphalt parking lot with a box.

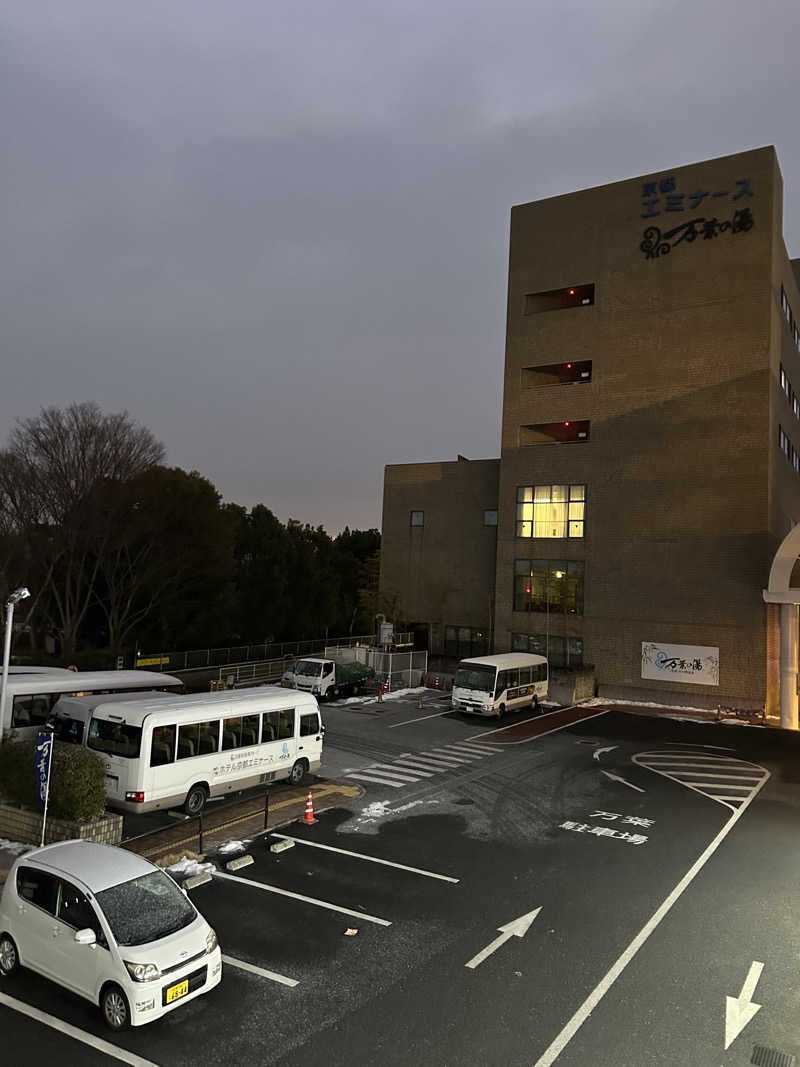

[4,693,800,1066]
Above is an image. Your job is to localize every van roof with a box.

[23,841,156,892]
[90,686,319,727]
[1,669,181,694]
[457,653,547,669]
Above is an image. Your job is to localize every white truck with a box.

[291,657,375,700]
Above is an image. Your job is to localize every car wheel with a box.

[101,984,131,1031]
[184,784,208,816]
[497,703,506,719]
[289,759,307,786]
[0,934,19,977]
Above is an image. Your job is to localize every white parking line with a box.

[222,954,298,987]
[0,992,159,1066]
[215,870,392,925]
[387,709,454,728]
[270,834,460,883]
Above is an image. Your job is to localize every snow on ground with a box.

[327,686,429,707]
[583,696,714,714]
[342,797,443,833]
[216,839,251,854]
[0,837,33,856]
[164,856,215,878]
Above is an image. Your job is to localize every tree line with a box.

[0,403,383,662]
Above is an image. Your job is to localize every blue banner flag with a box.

[35,731,53,809]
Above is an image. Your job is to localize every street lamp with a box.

[0,587,31,742]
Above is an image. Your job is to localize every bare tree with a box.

[0,403,165,655]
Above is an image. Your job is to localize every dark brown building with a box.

[381,146,800,717]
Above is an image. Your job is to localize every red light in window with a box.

[525,585,531,594]
[568,289,575,295]
[566,363,572,369]
[564,421,570,427]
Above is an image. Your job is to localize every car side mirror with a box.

[74,928,97,946]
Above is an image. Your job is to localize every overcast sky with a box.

[2,1,799,533]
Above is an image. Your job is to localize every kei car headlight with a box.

[206,928,218,954]
[124,961,161,982]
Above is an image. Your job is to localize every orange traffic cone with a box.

[302,791,317,825]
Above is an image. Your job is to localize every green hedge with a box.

[0,740,107,822]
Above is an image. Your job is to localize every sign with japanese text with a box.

[35,730,54,809]
[641,641,719,686]
[639,172,754,259]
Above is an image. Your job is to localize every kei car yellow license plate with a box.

[165,979,189,1003]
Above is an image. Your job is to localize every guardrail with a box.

[136,634,375,672]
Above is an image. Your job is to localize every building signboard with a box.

[641,641,719,686]
[639,172,754,259]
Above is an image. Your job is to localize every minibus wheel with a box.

[184,784,208,816]
[289,759,307,785]
[497,703,506,719]
[0,934,19,977]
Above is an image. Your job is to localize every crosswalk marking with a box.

[633,749,769,812]
[345,740,502,790]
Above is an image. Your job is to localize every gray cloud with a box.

[2,0,799,531]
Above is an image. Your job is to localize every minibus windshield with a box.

[453,665,496,693]
[96,871,196,947]
[87,717,142,758]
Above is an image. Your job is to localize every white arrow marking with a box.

[465,908,541,970]
[601,770,645,792]
[592,745,618,761]
[724,961,764,1050]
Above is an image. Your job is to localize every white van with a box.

[1,668,183,741]
[86,689,324,815]
[0,840,221,1030]
[451,653,548,718]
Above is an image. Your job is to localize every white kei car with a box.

[0,840,222,1029]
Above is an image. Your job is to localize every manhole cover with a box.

[751,1045,796,1067]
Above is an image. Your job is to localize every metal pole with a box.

[0,600,14,743]
[264,789,270,832]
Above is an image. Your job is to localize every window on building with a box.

[410,511,424,527]
[524,284,595,315]
[445,626,489,659]
[513,559,584,614]
[521,361,592,389]
[519,420,590,446]
[483,509,498,526]
[516,484,585,538]
[512,632,584,668]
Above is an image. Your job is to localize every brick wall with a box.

[0,803,123,847]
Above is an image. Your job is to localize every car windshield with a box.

[294,661,322,677]
[454,665,496,693]
[96,871,196,947]
[87,717,142,758]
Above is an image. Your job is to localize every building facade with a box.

[380,146,800,713]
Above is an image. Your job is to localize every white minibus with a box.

[451,653,548,718]
[86,689,324,815]
[1,669,183,741]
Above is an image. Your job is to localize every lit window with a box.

[483,509,498,526]
[524,284,595,315]
[512,632,584,668]
[410,511,424,527]
[516,484,585,539]
[513,560,584,614]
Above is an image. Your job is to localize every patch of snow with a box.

[346,796,442,832]
[217,839,251,854]
[164,856,215,878]
[0,837,33,856]
[719,717,753,726]
[583,697,713,714]
[328,686,431,707]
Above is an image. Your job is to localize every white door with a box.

[52,878,106,999]
[13,866,60,978]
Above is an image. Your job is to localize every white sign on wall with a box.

[641,642,719,686]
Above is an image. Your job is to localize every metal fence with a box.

[325,645,428,692]
[136,634,375,672]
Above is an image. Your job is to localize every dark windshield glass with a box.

[54,717,85,745]
[96,871,196,947]
[294,661,321,677]
[454,665,496,693]
[88,717,142,758]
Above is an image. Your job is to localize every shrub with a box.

[0,740,106,822]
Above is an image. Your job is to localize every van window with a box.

[518,667,531,685]
[88,718,142,758]
[534,663,547,682]
[261,710,279,742]
[11,692,61,728]
[150,724,176,766]
[177,720,223,758]
[278,709,295,740]
[222,717,242,750]
[57,879,107,947]
[300,713,320,737]
[241,715,260,747]
[17,867,59,915]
